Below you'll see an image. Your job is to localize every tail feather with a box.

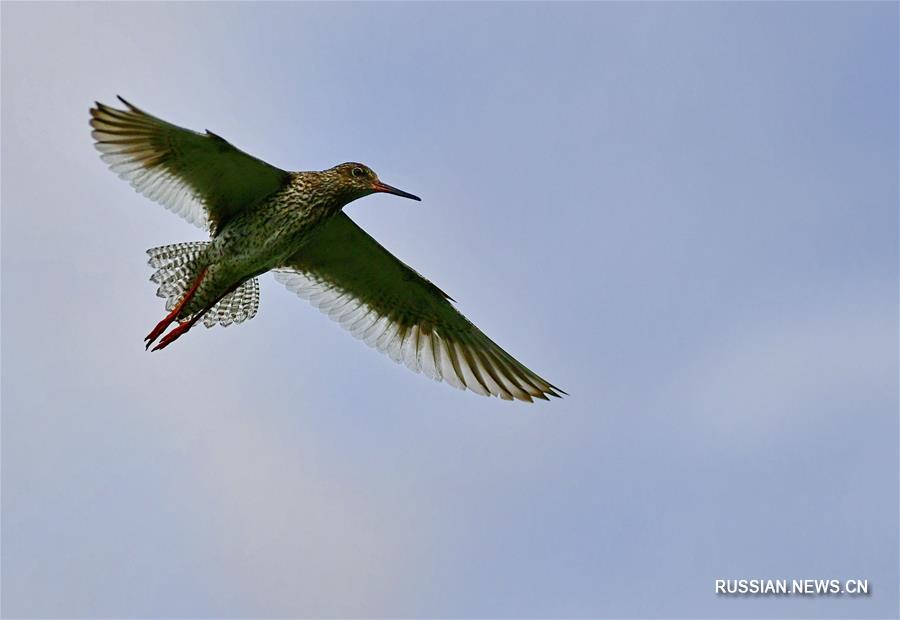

[146,242,260,328]
[147,242,209,311]
[203,278,260,328]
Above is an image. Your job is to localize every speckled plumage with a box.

[180,170,360,317]
[91,97,564,402]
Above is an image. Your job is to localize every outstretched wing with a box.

[90,97,290,233]
[274,213,564,402]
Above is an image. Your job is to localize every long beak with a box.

[372,180,421,201]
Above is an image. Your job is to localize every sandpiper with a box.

[91,97,563,401]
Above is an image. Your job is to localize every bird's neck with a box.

[292,172,360,213]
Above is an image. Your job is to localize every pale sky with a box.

[2,2,897,618]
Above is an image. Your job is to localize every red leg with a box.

[144,267,208,350]
[150,313,204,351]
[150,280,243,352]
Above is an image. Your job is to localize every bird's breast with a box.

[210,189,341,277]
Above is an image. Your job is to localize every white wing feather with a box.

[91,97,289,232]
[275,213,563,402]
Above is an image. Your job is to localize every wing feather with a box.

[91,97,290,232]
[274,213,563,402]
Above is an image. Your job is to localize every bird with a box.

[90,97,564,402]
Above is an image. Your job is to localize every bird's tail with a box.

[146,242,259,328]
[148,242,209,311]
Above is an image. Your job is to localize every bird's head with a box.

[328,162,421,204]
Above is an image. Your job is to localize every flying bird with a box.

[91,97,564,402]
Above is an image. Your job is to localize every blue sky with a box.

[2,2,897,618]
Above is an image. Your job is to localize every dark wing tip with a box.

[90,100,115,123]
[549,385,568,397]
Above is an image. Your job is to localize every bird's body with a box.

[92,97,564,401]
[177,173,343,318]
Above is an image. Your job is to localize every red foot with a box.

[145,312,180,349]
[151,316,201,351]
[145,267,208,350]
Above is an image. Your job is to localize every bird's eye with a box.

[351,167,365,178]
